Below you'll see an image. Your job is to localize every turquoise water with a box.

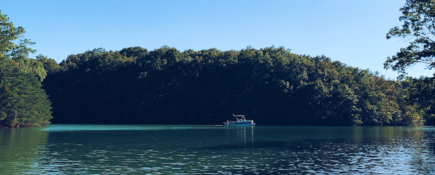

[0,125,434,174]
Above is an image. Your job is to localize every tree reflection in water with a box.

[0,127,48,174]
[0,126,434,174]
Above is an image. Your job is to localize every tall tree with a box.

[385,0,435,77]
[0,11,52,128]
[386,0,435,125]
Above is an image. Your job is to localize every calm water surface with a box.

[0,125,434,174]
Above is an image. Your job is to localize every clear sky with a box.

[2,0,433,79]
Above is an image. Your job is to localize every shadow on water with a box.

[203,139,290,150]
[0,127,48,174]
[198,126,435,174]
[201,126,430,151]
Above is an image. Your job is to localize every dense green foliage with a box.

[0,11,52,128]
[42,46,430,126]
[406,77,435,124]
[385,0,435,125]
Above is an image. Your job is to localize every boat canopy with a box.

[232,114,245,118]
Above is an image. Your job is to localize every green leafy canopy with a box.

[386,0,435,78]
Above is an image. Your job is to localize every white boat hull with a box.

[223,114,255,126]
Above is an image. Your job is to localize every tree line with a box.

[40,46,433,126]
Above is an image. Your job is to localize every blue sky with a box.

[2,0,433,79]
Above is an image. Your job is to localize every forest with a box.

[2,0,435,128]
[40,46,434,126]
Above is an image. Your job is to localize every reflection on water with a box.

[0,125,434,174]
[223,126,255,150]
[0,128,48,174]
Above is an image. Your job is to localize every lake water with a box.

[0,125,434,174]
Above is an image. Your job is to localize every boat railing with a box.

[232,114,246,120]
